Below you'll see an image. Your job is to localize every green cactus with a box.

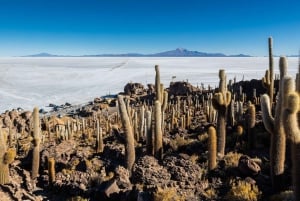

[208,126,217,171]
[212,69,231,156]
[260,56,287,192]
[117,95,135,173]
[262,37,274,105]
[154,100,163,160]
[282,76,300,200]
[32,107,40,180]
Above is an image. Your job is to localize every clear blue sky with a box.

[0,0,299,56]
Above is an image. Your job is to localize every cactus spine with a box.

[32,107,40,180]
[260,56,287,192]
[212,69,231,156]
[208,126,217,171]
[282,76,300,200]
[154,100,163,160]
[117,95,135,173]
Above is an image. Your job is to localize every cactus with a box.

[0,129,15,185]
[155,65,161,102]
[139,105,145,139]
[32,107,40,180]
[260,56,287,192]
[48,157,56,184]
[208,126,217,171]
[117,95,135,173]
[154,100,163,160]
[247,103,256,149]
[96,119,104,153]
[262,37,274,105]
[146,110,153,155]
[282,76,300,200]
[212,69,231,156]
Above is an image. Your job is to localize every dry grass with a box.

[225,179,261,201]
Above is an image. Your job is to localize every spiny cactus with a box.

[96,119,103,153]
[260,56,287,192]
[48,157,56,184]
[139,105,145,139]
[155,65,161,102]
[212,69,231,156]
[32,107,40,180]
[146,110,153,155]
[0,130,16,185]
[117,95,135,173]
[208,126,217,171]
[262,37,274,105]
[282,76,300,200]
[247,103,256,149]
[154,100,163,160]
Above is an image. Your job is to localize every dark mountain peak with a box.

[175,48,188,52]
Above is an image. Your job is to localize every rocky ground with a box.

[0,80,295,201]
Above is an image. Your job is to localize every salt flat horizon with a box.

[0,57,298,113]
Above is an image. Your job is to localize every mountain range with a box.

[25,48,252,57]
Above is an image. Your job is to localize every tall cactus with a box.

[155,65,161,102]
[32,107,40,180]
[96,119,104,153]
[260,56,287,192]
[48,157,56,184]
[145,110,153,155]
[262,37,274,105]
[212,69,231,156]
[282,76,300,200]
[208,126,217,171]
[154,100,163,160]
[117,95,135,173]
[0,129,9,184]
[247,103,256,149]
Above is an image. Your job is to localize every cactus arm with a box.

[261,94,275,134]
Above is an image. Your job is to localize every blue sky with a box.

[0,0,299,56]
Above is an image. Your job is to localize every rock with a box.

[115,166,132,190]
[168,81,199,96]
[132,156,171,186]
[104,180,120,197]
[124,83,145,96]
[238,155,261,176]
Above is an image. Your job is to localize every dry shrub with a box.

[223,152,243,169]
[225,179,261,201]
[170,135,193,151]
[154,187,185,201]
[198,132,208,142]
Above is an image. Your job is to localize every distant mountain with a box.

[25,48,252,57]
[27,53,60,57]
